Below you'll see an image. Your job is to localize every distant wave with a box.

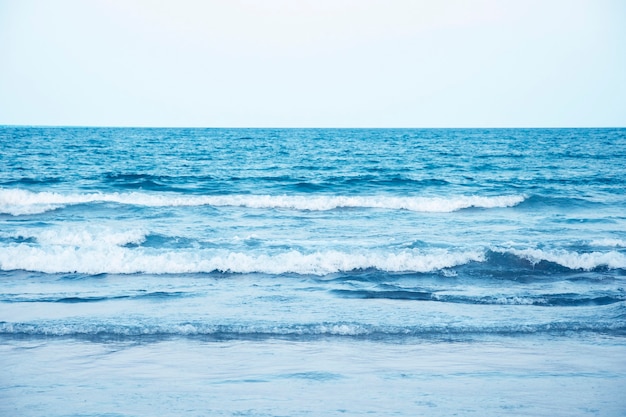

[0,291,189,304]
[333,289,625,307]
[4,288,622,308]
[0,188,525,215]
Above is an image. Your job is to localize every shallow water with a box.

[2,336,625,416]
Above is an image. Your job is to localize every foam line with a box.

[504,248,626,271]
[0,188,526,215]
[0,245,485,275]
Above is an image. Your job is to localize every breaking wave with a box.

[0,240,624,275]
[0,188,525,215]
[0,245,485,275]
[500,248,626,271]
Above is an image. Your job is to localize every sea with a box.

[1,126,625,416]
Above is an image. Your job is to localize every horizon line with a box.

[1,124,624,130]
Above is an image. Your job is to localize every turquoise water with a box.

[1,127,625,416]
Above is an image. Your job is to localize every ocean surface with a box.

[1,126,625,416]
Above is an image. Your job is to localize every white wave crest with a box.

[34,226,147,248]
[0,245,484,275]
[505,248,626,271]
[590,238,626,248]
[0,188,525,215]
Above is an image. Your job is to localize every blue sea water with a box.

[1,126,625,416]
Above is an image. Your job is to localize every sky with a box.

[0,0,624,128]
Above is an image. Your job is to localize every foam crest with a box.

[2,224,148,248]
[590,238,626,248]
[0,245,483,275]
[0,188,70,215]
[38,226,147,248]
[0,188,525,215]
[505,248,626,271]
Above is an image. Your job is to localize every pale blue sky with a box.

[1,0,624,127]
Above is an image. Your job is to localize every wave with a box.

[499,248,626,271]
[0,225,148,248]
[333,289,626,307]
[516,195,604,210]
[1,238,625,275]
[302,175,452,190]
[1,319,623,340]
[0,245,485,275]
[0,177,62,187]
[590,238,626,248]
[0,188,525,215]
[6,288,622,307]
[102,172,203,192]
[1,291,189,304]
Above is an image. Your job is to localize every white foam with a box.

[0,188,525,215]
[39,226,147,248]
[590,238,626,248]
[0,245,484,275]
[505,248,626,271]
[2,224,148,248]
